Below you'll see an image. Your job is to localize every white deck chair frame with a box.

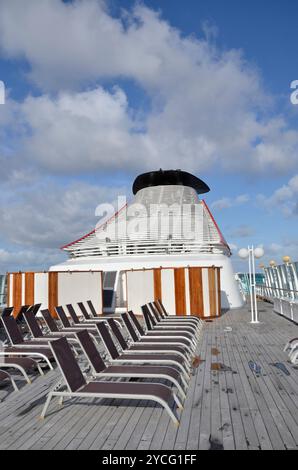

[97,328,190,380]
[0,351,53,370]
[40,341,182,426]
[75,332,187,400]
[0,359,44,384]
[127,313,196,355]
[0,369,19,392]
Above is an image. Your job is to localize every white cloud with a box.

[211,194,250,210]
[0,0,297,271]
[257,175,298,216]
[229,224,255,238]
[0,247,65,272]
[0,181,127,249]
[0,1,297,175]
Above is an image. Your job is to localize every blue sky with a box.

[0,0,297,272]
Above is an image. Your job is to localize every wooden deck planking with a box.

[0,301,297,450]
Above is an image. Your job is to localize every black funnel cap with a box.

[132,169,210,195]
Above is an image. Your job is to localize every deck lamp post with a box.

[238,246,264,324]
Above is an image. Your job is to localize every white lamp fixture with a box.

[238,245,264,324]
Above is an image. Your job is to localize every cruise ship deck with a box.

[0,301,297,451]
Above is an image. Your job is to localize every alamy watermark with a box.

[0,80,5,104]
[94,196,202,242]
[290,80,298,105]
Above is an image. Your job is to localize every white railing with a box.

[68,240,229,259]
[256,285,298,302]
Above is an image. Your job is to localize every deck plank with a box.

[0,301,297,450]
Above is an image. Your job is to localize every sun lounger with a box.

[40,337,182,426]
[121,312,193,356]
[148,303,200,336]
[151,301,202,330]
[127,311,195,353]
[108,318,191,364]
[66,304,114,328]
[96,321,190,379]
[143,305,197,335]
[41,308,99,345]
[77,301,123,328]
[23,308,81,348]
[283,337,298,354]
[1,310,59,349]
[0,311,55,369]
[75,329,187,399]
[156,299,203,325]
[141,305,197,349]
[14,305,30,322]
[55,306,100,334]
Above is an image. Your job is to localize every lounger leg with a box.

[58,396,64,406]
[179,374,188,391]
[158,399,180,427]
[40,392,54,419]
[169,379,186,400]
[37,363,44,376]
[19,368,31,385]
[173,392,183,410]
[10,376,19,392]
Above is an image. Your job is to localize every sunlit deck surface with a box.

[0,301,298,450]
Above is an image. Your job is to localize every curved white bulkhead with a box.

[50,171,244,311]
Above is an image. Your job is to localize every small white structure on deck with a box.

[50,169,243,315]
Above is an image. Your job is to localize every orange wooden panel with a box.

[188,267,204,317]
[208,267,217,317]
[48,272,58,318]
[174,268,186,316]
[153,269,162,302]
[6,273,10,307]
[25,272,35,306]
[216,268,221,315]
[12,273,22,318]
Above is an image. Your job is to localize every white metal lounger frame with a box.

[119,316,192,364]
[75,332,187,400]
[151,302,203,333]
[142,313,197,351]
[147,303,202,342]
[23,311,82,352]
[97,325,190,380]
[289,349,298,365]
[40,341,182,426]
[0,351,53,370]
[0,369,19,392]
[0,359,44,384]
[284,338,298,364]
[149,304,201,337]
[1,317,55,350]
[107,318,192,373]
[156,300,204,328]
[126,312,196,355]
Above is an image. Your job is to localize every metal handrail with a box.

[257,284,298,294]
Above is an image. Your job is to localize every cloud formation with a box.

[211,194,250,210]
[0,0,297,271]
[258,175,298,217]
[0,0,297,176]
